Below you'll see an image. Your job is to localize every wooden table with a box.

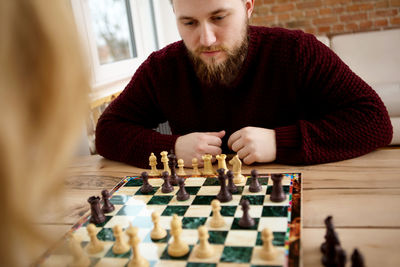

[39,147,400,266]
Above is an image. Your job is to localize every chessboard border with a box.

[34,172,302,267]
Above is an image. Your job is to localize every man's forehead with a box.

[173,0,241,18]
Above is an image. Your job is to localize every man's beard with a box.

[188,25,249,87]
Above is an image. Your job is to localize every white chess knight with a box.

[228,155,245,184]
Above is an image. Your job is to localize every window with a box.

[70,0,159,89]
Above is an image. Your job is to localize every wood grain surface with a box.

[38,147,400,266]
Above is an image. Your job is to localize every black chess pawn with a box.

[321,216,339,253]
[216,168,232,203]
[168,150,179,186]
[161,171,174,193]
[177,178,190,201]
[226,170,238,193]
[238,199,255,228]
[101,189,115,213]
[322,227,341,267]
[249,169,262,192]
[351,248,364,267]
[270,173,287,202]
[88,196,106,224]
[335,246,347,267]
[140,171,154,194]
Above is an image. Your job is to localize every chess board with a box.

[40,172,302,267]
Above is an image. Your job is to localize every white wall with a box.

[153,0,181,49]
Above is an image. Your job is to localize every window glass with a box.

[88,0,137,65]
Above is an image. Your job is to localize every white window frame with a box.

[70,0,159,90]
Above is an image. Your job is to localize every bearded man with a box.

[95,0,392,168]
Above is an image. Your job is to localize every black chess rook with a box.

[88,196,106,224]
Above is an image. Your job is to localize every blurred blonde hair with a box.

[0,0,89,266]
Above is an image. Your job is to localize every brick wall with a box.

[251,0,400,36]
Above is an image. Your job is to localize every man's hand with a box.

[227,127,276,165]
[175,130,225,167]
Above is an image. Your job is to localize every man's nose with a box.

[199,23,216,47]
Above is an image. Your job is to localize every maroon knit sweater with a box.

[96,26,392,168]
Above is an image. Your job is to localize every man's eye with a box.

[213,16,225,21]
[183,21,195,26]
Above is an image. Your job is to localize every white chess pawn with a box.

[168,214,189,257]
[228,155,245,184]
[193,226,214,258]
[202,154,215,176]
[210,199,225,228]
[148,152,161,176]
[216,154,228,174]
[160,151,170,175]
[68,233,90,267]
[86,223,104,254]
[112,225,130,255]
[150,211,167,240]
[127,226,149,267]
[191,158,202,176]
[125,223,137,244]
[260,228,278,261]
[177,159,186,176]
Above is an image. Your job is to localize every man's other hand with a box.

[227,127,276,165]
[175,130,225,167]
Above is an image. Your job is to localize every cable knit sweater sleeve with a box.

[274,33,393,164]
[95,53,180,168]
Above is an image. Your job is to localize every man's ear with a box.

[245,0,255,19]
